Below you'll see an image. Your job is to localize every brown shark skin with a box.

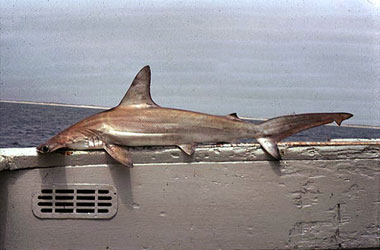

[37,65,353,167]
[37,107,256,151]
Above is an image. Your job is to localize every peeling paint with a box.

[288,221,337,249]
[290,180,321,209]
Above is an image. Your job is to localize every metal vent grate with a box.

[32,184,118,219]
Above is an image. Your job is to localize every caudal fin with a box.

[255,112,353,159]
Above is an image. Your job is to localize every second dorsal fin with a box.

[118,65,158,108]
[226,113,242,121]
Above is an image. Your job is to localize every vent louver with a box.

[32,184,118,219]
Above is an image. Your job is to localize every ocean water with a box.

[0,102,379,148]
[0,102,100,148]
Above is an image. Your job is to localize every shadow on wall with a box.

[0,173,8,249]
[109,162,134,209]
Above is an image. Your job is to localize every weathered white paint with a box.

[1,142,380,171]
[0,143,379,249]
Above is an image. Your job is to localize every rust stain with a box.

[281,141,380,146]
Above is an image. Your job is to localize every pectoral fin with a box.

[104,144,134,167]
[178,144,197,156]
[257,137,281,160]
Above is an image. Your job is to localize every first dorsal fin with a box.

[118,65,158,108]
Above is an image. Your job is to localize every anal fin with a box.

[178,144,196,156]
[104,143,133,167]
[257,137,281,160]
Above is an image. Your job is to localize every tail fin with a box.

[255,112,353,159]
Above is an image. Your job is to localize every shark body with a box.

[37,66,352,167]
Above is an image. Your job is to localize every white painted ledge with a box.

[1,141,379,171]
[0,141,379,171]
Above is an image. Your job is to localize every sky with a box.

[1,0,379,125]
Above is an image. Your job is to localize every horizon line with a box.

[0,99,109,110]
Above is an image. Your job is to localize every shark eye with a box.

[41,145,49,153]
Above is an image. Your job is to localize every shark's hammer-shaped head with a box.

[37,125,93,154]
[37,134,67,153]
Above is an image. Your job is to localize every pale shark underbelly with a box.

[102,128,243,147]
[67,136,104,150]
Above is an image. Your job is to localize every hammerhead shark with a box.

[37,66,352,167]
